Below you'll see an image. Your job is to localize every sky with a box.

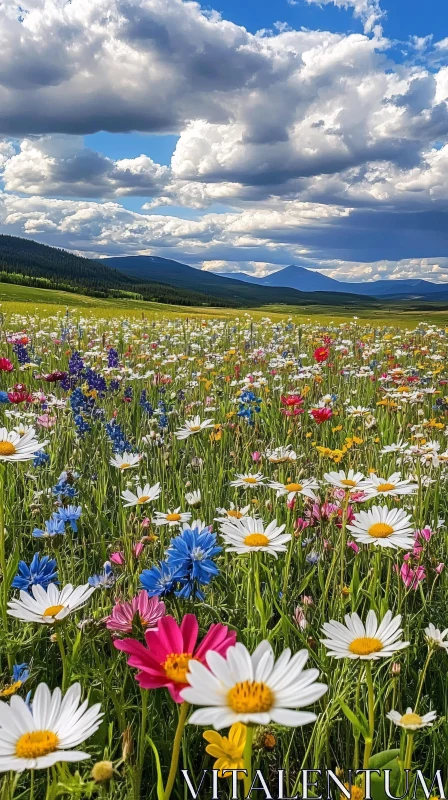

[0,0,448,283]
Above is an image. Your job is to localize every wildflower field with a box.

[1,306,448,800]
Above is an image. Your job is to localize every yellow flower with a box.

[0,680,22,698]
[332,425,343,433]
[203,723,246,778]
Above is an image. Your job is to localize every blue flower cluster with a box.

[237,389,262,426]
[32,504,82,539]
[107,348,119,368]
[105,419,134,453]
[85,367,107,396]
[139,389,154,416]
[52,472,78,500]
[33,450,50,468]
[140,524,221,601]
[13,343,29,364]
[13,553,58,592]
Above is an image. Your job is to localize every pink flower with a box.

[106,592,165,634]
[114,614,236,702]
[310,407,333,424]
[294,517,310,533]
[293,606,307,631]
[347,541,360,554]
[399,562,426,590]
[110,552,126,566]
[36,414,56,429]
[435,562,445,575]
[251,451,261,462]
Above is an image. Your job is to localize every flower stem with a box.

[163,702,189,800]
[55,627,68,691]
[0,464,11,670]
[243,725,254,797]
[363,662,375,770]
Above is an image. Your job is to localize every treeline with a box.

[0,235,236,307]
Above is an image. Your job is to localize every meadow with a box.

[0,294,448,800]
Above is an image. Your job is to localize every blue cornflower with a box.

[12,553,58,592]
[74,414,91,437]
[52,476,78,499]
[0,391,9,404]
[166,526,221,587]
[88,561,115,588]
[12,663,30,685]
[33,450,50,467]
[55,505,82,532]
[32,514,66,539]
[140,561,179,597]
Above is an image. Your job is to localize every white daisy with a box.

[0,682,102,772]
[323,469,371,493]
[321,610,409,660]
[380,440,409,454]
[363,472,418,498]
[121,482,161,507]
[229,472,267,488]
[181,640,327,729]
[7,583,95,625]
[174,415,214,440]
[217,516,291,558]
[152,508,192,528]
[346,506,414,550]
[0,427,48,463]
[185,489,202,507]
[387,707,437,731]
[265,445,298,464]
[109,452,142,470]
[347,406,371,417]
[215,503,252,520]
[268,478,319,502]
[425,623,448,651]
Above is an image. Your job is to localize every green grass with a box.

[1,280,448,327]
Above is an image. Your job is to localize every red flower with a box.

[310,407,332,424]
[7,384,33,404]
[41,371,68,383]
[280,394,304,416]
[0,358,13,373]
[115,614,236,702]
[313,347,330,363]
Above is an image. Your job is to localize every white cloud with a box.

[305,0,384,34]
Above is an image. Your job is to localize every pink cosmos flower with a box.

[115,614,236,702]
[106,592,165,634]
[36,414,56,429]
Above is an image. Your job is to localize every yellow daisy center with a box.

[243,477,258,484]
[227,509,243,518]
[284,483,303,492]
[400,712,422,726]
[189,425,201,432]
[349,637,383,656]
[43,604,65,618]
[0,441,16,456]
[244,533,269,547]
[228,681,274,713]
[137,496,150,504]
[16,730,59,759]
[163,652,193,683]
[341,479,356,487]
[368,523,394,538]
[119,463,130,469]
[376,482,396,492]
[166,513,181,522]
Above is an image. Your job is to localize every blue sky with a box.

[0,0,447,282]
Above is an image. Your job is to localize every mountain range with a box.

[0,236,376,309]
[218,264,448,298]
[1,234,448,308]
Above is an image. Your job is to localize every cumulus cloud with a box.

[305,0,384,34]
[0,0,447,278]
[0,136,170,197]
